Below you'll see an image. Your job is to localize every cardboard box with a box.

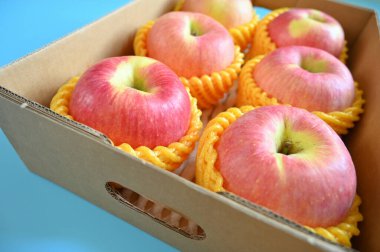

[0,0,379,251]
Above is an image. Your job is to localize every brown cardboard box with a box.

[0,0,379,251]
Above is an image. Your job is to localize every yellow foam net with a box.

[245,8,348,64]
[228,14,260,52]
[195,106,363,247]
[237,55,365,135]
[50,76,203,171]
[133,20,245,109]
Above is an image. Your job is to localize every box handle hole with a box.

[105,182,206,240]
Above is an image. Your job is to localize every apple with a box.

[252,46,355,113]
[267,8,345,57]
[216,105,356,227]
[69,56,191,148]
[179,0,254,29]
[146,11,235,78]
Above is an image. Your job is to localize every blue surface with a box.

[0,1,379,252]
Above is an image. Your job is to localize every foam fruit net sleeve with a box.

[50,77,203,171]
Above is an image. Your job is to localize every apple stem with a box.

[189,21,202,37]
[280,140,293,155]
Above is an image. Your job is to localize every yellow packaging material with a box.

[228,14,259,51]
[50,77,203,171]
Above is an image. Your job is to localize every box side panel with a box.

[0,0,175,106]
[345,13,380,252]
[0,95,346,252]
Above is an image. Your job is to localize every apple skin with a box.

[180,0,254,29]
[253,46,355,113]
[268,8,345,57]
[216,105,356,227]
[147,11,235,78]
[69,56,191,148]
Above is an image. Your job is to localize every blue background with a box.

[0,1,379,251]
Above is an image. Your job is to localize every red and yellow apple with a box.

[268,8,345,57]
[69,56,191,148]
[179,0,254,29]
[216,105,356,227]
[147,11,235,78]
[253,46,355,112]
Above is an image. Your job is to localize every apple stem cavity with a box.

[109,60,152,93]
[279,140,294,155]
[300,56,328,73]
[190,21,203,37]
[132,78,148,92]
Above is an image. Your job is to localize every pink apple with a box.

[253,46,355,113]
[216,105,356,227]
[69,56,191,148]
[147,11,235,78]
[268,8,345,57]
[179,0,254,29]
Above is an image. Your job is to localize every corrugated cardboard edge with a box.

[0,86,110,144]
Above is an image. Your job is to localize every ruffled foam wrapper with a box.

[50,76,203,172]
[237,55,365,135]
[228,14,260,52]
[195,105,363,247]
[133,20,245,110]
[245,8,349,64]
